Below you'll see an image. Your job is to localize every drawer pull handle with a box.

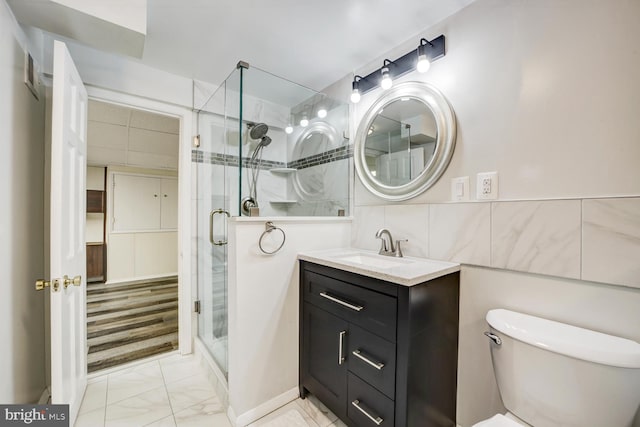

[319,292,363,312]
[351,400,383,425]
[338,330,346,365]
[352,349,385,370]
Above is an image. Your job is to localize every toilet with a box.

[473,309,640,427]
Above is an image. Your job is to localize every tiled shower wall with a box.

[353,197,640,289]
[192,145,351,217]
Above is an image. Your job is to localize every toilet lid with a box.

[472,414,524,427]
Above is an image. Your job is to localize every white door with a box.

[50,40,88,425]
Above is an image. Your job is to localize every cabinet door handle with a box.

[351,400,383,425]
[352,349,385,370]
[319,292,363,312]
[338,330,346,365]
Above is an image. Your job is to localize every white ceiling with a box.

[141,0,475,90]
[9,0,476,91]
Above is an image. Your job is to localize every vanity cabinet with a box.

[299,261,459,427]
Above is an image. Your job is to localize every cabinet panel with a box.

[86,243,105,282]
[113,174,161,231]
[87,190,105,213]
[303,270,397,342]
[160,178,178,229]
[302,303,349,419]
[348,325,396,400]
[347,373,395,427]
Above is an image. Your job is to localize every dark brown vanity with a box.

[299,255,460,427]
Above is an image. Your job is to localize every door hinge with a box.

[194,300,201,314]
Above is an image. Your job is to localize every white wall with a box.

[227,218,351,425]
[348,0,640,425]
[0,0,46,403]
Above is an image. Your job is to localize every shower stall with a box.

[193,64,350,381]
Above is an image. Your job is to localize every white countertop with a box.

[298,248,460,286]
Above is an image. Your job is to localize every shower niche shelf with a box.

[269,168,297,174]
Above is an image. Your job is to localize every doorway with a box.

[85,100,181,372]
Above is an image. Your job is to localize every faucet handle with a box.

[394,239,408,257]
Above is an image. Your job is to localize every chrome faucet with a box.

[375,228,408,257]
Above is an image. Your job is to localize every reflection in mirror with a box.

[364,99,437,186]
[354,81,456,201]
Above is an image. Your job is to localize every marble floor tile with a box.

[107,361,165,405]
[144,415,177,427]
[75,405,105,427]
[105,386,172,427]
[248,401,319,427]
[165,374,219,413]
[173,398,230,427]
[159,354,204,385]
[79,378,108,414]
[295,396,337,427]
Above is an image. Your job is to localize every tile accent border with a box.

[191,145,352,171]
[353,196,640,290]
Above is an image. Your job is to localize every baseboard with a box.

[232,387,299,427]
[38,387,50,404]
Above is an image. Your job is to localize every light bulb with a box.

[300,116,309,127]
[285,125,293,134]
[380,67,393,90]
[350,89,361,103]
[417,54,430,73]
[317,108,327,118]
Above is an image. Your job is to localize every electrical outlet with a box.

[451,176,469,201]
[477,171,498,200]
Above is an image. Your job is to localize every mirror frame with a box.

[354,81,456,201]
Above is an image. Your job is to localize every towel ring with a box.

[259,221,286,255]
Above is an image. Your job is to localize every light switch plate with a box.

[451,176,470,201]
[476,171,498,200]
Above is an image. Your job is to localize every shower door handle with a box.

[209,209,230,246]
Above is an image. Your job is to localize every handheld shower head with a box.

[249,123,269,140]
[259,136,272,147]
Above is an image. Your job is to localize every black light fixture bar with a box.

[356,34,445,95]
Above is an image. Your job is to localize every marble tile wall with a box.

[352,197,640,289]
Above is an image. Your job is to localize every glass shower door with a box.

[195,69,243,378]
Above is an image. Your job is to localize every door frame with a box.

[85,86,194,356]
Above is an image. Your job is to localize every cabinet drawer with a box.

[303,271,397,341]
[348,325,396,399]
[348,373,395,427]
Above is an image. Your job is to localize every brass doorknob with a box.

[35,279,50,291]
[63,275,82,289]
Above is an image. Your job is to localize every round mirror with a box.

[354,82,456,201]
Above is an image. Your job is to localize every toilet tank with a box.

[486,309,640,427]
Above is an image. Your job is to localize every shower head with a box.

[249,122,269,140]
[259,136,272,147]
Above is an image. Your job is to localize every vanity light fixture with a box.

[317,108,327,118]
[350,34,445,102]
[351,75,364,103]
[300,114,309,127]
[416,38,432,73]
[285,124,293,134]
[380,60,394,90]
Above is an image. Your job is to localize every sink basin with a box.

[331,253,413,269]
[299,248,461,286]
